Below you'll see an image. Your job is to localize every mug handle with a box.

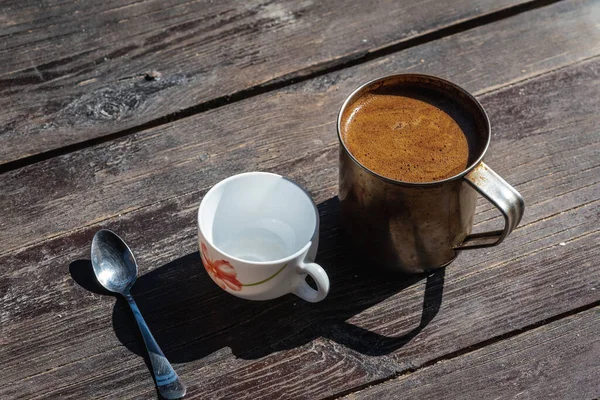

[454,162,525,250]
[293,262,330,303]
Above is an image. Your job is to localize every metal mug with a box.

[338,74,525,274]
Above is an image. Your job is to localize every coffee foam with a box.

[341,91,469,182]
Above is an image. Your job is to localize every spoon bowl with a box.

[91,230,137,294]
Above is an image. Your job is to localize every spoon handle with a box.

[125,293,186,399]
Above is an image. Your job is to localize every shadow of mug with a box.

[69,197,445,363]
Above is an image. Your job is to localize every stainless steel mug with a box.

[338,74,525,274]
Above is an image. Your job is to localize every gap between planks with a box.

[330,300,600,400]
[0,0,563,174]
[1,105,595,259]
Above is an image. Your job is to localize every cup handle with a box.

[293,262,330,303]
[454,162,525,250]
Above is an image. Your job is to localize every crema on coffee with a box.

[340,89,469,182]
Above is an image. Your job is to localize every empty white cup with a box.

[197,172,330,302]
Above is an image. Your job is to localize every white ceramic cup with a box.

[197,172,330,302]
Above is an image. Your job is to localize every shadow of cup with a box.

[69,197,445,363]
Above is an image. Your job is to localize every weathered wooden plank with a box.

[0,0,532,164]
[345,307,600,400]
[2,198,598,399]
[1,0,599,256]
[2,56,599,398]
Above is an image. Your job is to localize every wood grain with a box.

[1,0,599,255]
[0,0,532,164]
[1,56,599,399]
[344,307,600,400]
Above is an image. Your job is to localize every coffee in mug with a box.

[340,86,471,183]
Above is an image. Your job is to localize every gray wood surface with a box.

[0,0,531,165]
[1,2,599,397]
[344,307,600,400]
[1,0,599,255]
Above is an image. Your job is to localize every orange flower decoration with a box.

[200,243,243,291]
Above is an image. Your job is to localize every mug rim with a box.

[197,171,319,266]
[337,73,491,187]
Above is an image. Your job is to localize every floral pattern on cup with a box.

[200,241,291,291]
[200,243,242,291]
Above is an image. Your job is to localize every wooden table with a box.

[2,0,599,398]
